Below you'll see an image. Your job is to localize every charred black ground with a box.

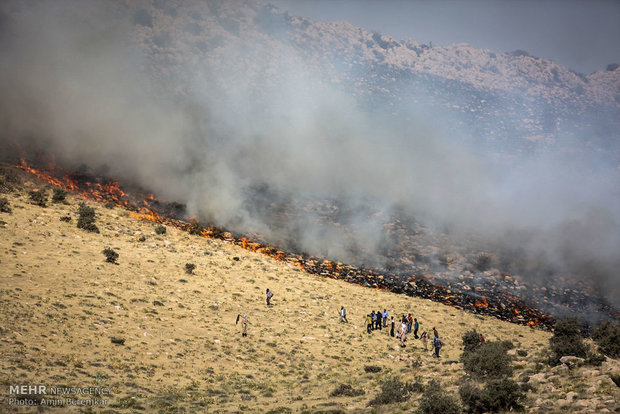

[10,155,617,330]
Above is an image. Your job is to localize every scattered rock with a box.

[110,337,125,345]
[560,356,585,369]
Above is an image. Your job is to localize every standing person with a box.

[420,331,429,350]
[366,314,372,334]
[236,314,248,337]
[370,311,376,331]
[339,306,349,323]
[407,314,413,333]
[376,308,382,331]
[266,288,273,306]
[390,316,395,337]
[413,318,419,339]
[399,318,408,347]
[382,309,389,328]
[433,335,442,358]
[433,327,438,340]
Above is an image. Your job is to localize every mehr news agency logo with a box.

[7,384,110,407]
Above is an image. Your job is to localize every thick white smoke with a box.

[1,0,618,313]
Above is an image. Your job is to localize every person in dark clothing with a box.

[390,316,395,337]
[413,318,419,339]
[433,336,442,357]
[376,309,382,330]
[266,288,273,306]
[433,326,438,339]
[407,314,413,333]
[370,311,376,330]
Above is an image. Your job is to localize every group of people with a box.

[363,309,389,333]
[244,291,445,358]
[353,307,443,357]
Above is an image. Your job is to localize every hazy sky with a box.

[269,0,620,74]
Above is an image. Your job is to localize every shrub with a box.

[28,189,48,207]
[52,188,67,203]
[368,376,422,406]
[155,225,167,235]
[585,352,606,367]
[611,374,620,387]
[77,202,99,233]
[549,318,587,365]
[188,220,203,235]
[363,365,381,373]
[462,330,482,353]
[0,168,19,193]
[330,384,365,397]
[473,253,492,272]
[416,380,461,414]
[0,197,11,213]
[59,215,71,222]
[459,379,524,414]
[592,321,620,358]
[461,341,513,379]
[102,248,118,264]
[185,263,196,274]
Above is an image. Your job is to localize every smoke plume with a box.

[1,0,618,317]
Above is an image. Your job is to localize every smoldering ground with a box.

[1,0,618,316]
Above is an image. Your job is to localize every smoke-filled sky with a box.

[1,0,618,317]
[269,0,620,74]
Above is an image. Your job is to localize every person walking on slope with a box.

[399,317,408,347]
[266,288,274,306]
[370,311,376,331]
[390,316,395,337]
[236,314,248,337]
[382,309,389,328]
[420,331,429,351]
[433,335,443,358]
[339,306,349,323]
[413,318,419,339]
[407,314,413,333]
[366,314,373,334]
[376,308,382,331]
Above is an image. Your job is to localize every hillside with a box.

[1,167,618,412]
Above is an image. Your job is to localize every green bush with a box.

[416,380,461,414]
[52,188,67,203]
[459,379,524,414]
[585,352,606,367]
[330,384,365,397]
[0,197,11,213]
[155,224,167,235]
[185,263,196,274]
[368,376,422,406]
[28,189,48,207]
[461,342,513,379]
[102,248,118,264]
[462,330,482,353]
[549,318,587,365]
[592,321,620,358]
[363,365,382,373]
[77,202,99,233]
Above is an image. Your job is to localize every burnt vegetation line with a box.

[15,159,618,330]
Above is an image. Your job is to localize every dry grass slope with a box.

[0,166,618,413]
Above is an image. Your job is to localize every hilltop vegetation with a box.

[0,166,618,412]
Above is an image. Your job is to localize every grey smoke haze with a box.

[269,0,620,75]
[1,0,618,313]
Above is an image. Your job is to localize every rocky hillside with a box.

[126,0,620,153]
[1,165,619,412]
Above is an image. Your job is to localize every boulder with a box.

[560,355,585,368]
